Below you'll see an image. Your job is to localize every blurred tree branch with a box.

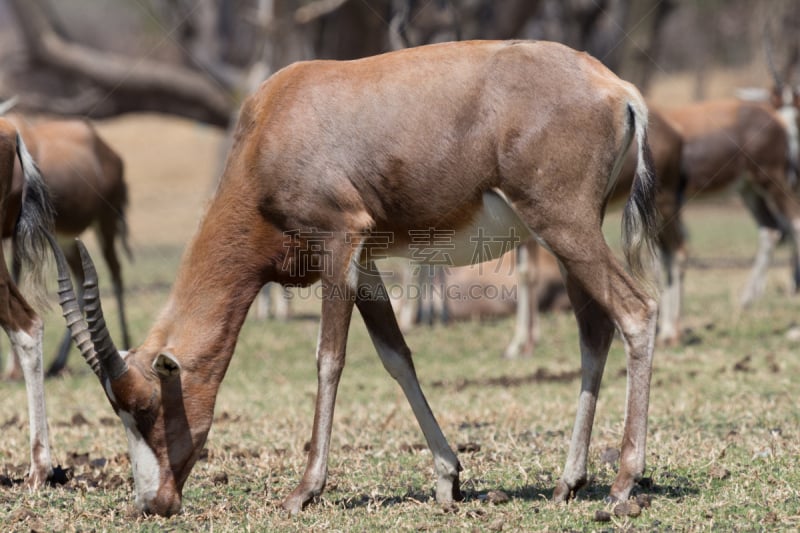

[294,0,350,24]
[619,0,676,94]
[7,0,236,126]
[1,0,692,125]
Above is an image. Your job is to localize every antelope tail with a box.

[621,101,659,283]
[13,132,54,306]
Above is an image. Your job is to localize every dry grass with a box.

[648,63,772,107]
[0,116,799,531]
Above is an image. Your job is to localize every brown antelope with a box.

[505,108,685,357]
[52,41,659,516]
[662,98,800,306]
[0,117,55,487]
[2,114,131,377]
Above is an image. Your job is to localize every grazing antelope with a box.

[2,114,131,377]
[53,41,659,516]
[662,98,800,306]
[0,117,55,487]
[505,108,685,357]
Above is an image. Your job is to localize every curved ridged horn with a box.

[44,233,103,378]
[76,240,128,380]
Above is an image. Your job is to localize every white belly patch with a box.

[385,188,532,267]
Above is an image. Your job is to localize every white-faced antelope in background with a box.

[52,40,659,516]
[0,117,55,487]
[2,114,131,377]
[663,97,800,307]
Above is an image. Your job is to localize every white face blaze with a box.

[776,101,799,183]
[119,410,161,511]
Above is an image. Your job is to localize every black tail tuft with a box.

[14,132,55,307]
[621,104,660,283]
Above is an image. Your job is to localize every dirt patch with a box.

[431,367,581,391]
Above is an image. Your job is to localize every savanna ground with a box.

[1,101,800,531]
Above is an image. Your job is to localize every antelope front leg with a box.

[281,278,356,514]
[355,262,462,503]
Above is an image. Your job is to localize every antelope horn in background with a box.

[45,233,103,378]
[76,240,128,380]
[763,22,784,88]
[764,21,800,89]
[0,95,19,115]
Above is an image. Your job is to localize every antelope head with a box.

[50,236,211,516]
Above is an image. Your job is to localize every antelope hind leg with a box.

[552,276,615,501]
[537,228,656,503]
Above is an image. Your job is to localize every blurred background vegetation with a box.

[0,0,798,127]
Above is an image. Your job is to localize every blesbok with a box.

[0,117,55,487]
[504,108,685,357]
[662,98,800,307]
[53,41,659,516]
[2,113,131,377]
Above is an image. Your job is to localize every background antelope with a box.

[0,117,55,488]
[54,40,659,517]
[2,113,131,377]
[663,97,800,307]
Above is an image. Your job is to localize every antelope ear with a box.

[153,352,181,378]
